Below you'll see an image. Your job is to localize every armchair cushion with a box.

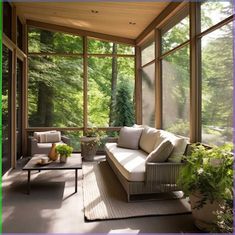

[34,131,61,143]
[38,131,61,143]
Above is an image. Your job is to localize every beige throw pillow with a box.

[39,131,61,143]
[146,139,174,162]
[117,127,143,150]
[139,127,160,153]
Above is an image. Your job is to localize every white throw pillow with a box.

[139,127,160,153]
[117,127,143,150]
[38,131,61,143]
[158,130,188,163]
[146,139,174,162]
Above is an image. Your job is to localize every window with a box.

[162,15,189,53]
[200,0,233,33]
[3,2,12,39]
[88,38,134,55]
[141,41,155,66]
[201,22,233,145]
[162,46,190,136]
[28,27,83,53]
[88,56,135,127]
[142,63,155,127]
[2,45,12,174]
[28,56,83,127]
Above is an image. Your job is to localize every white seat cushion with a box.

[105,143,147,182]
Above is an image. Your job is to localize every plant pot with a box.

[60,155,67,163]
[189,193,221,231]
[80,137,98,161]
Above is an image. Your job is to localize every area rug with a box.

[82,161,191,220]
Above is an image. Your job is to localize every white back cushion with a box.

[117,127,143,150]
[139,127,160,153]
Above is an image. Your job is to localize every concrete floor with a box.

[2,156,200,233]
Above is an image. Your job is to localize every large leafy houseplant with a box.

[178,143,233,231]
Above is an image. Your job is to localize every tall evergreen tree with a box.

[113,80,135,126]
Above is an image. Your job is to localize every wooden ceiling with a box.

[14,2,170,40]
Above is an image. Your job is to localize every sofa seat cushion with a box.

[105,143,147,182]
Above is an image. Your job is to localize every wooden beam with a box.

[26,19,135,46]
[136,1,183,45]
[135,46,142,124]
[155,29,162,129]
[83,36,88,133]
[190,2,201,143]
[25,127,120,131]
[12,5,17,44]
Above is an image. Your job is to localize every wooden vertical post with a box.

[190,2,201,143]
[155,28,162,129]
[83,36,88,134]
[135,46,142,124]
[22,24,28,157]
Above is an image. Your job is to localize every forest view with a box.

[27,1,233,149]
[28,28,135,150]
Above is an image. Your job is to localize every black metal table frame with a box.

[24,168,78,195]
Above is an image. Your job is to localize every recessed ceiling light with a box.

[129,22,136,25]
[91,10,99,14]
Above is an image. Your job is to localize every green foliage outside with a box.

[28,29,135,150]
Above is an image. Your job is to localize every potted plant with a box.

[80,127,104,161]
[178,143,233,232]
[55,144,73,163]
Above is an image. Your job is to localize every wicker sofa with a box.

[105,125,189,201]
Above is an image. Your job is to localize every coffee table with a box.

[22,153,82,194]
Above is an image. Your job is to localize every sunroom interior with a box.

[2,0,233,233]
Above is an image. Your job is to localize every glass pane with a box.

[3,2,12,39]
[117,44,135,55]
[28,56,83,127]
[2,45,12,175]
[141,41,155,66]
[17,59,23,159]
[162,15,189,53]
[61,131,83,152]
[17,18,23,50]
[162,46,190,136]
[142,63,155,127]
[201,23,233,146]
[88,38,113,54]
[201,0,233,33]
[88,57,135,127]
[28,27,83,53]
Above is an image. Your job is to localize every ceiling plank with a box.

[136,1,183,45]
[27,20,136,45]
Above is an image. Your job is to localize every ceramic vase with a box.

[48,143,58,161]
[60,155,67,163]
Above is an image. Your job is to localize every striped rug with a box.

[82,161,191,221]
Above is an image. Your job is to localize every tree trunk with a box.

[36,30,54,126]
[109,43,118,126]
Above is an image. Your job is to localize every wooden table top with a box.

[23,153,82,170]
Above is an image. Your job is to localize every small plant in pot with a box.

[178,143,233,232]
[81,127,104,161]
[55,144,73,163]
